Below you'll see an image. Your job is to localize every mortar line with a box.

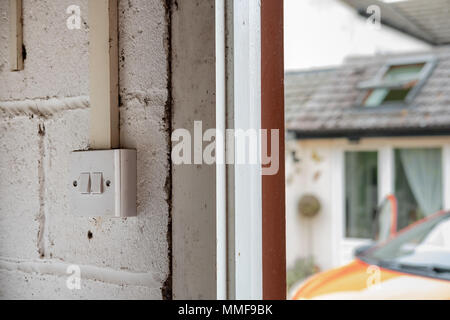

[0,96,89,118]
[36,122,47,258]
[0,257,164,288]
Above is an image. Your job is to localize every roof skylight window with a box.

[358,56,436,108]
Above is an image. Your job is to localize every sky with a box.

[284,0,430,71]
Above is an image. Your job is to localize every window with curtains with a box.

[394,148,443,230]
[345,151,378,238]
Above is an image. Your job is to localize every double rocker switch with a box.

[77,172,105,194]
[70,149,137,217]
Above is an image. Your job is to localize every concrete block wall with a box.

[0,0,171,299]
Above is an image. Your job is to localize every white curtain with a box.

[399,148,442,216]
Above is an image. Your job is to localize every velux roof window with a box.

[358,56,437,107]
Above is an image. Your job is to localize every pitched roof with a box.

[285,69,336,125]
[286,47,450,138]
[342,0,450,45]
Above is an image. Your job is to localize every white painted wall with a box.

[0,0,171,299]
[286,141,335,270]
[284,0,431,71]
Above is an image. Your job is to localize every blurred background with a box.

[284,0,450,293]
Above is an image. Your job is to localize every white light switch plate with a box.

[70,149,137,217]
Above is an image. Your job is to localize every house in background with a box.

[286,46,450,271]
[285,0,450,273]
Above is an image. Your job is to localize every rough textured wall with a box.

[0,0,171,299]
[171,0,216,299]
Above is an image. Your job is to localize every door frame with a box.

[172,0,285,300]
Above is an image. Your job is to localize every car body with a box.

[293,211,450,300]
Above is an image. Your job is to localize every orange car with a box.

[293,211,450,300]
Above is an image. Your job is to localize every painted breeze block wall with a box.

[0,0,171,299]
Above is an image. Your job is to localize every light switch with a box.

[91,172,103,194]
[70,149,136,217]
[79,173,91,194]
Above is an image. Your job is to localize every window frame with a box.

[331,138,450,267]
[344,150,379,240]
[343,145,445,242]
[356,55,437,108]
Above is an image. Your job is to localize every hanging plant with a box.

[298,194,321,218]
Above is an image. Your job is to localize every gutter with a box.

[290,127,450,140]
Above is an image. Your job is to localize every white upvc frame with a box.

[444,145,450,210]
[332,146,378,265]
[331,137,450,266]
[215,0,227,300]
[378,146,394,199]
[227,0,263,300]
[330,147,345,267]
